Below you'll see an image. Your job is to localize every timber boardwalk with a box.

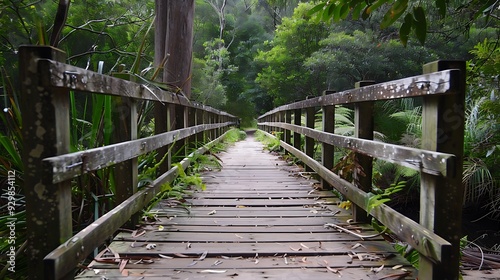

[77,133,416,279]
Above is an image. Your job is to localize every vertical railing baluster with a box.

[293,109,301,151]
[111,72,138,227]
[188,107,196,149]
[322,91,335,189]
[353,81,375,222]
[305,107,315,172]
[419,60,465,280]
[196,108,205,146]
[285,110,292,147]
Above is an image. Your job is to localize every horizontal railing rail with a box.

[257,60,466,280]
[20,45,238,279]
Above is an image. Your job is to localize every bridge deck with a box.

[77,133,416,279]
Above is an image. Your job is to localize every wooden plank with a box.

[43,123,231,183]
[150,216,344,226]
[183,191,336,199]
[114,231,384,243]
[184,199,337,207]
[133,225,361,234]
[262,122,454,176]
[260,69,460,117]
[107,240,399,256]
[77,267,416,279]
[82,254,412,270]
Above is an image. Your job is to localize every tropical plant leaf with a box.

[412,7,427,45]
[380,0,408,29]
[399,13,413,47]
[435,0,446,18]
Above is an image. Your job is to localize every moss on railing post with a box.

[419,60,466,280]
[353,81,375,223]
[20,46,73,279]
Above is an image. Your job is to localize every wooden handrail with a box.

[257,60,466,280]
[19,45,238,279]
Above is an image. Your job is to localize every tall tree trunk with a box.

[164,0,195,98]
[154,0,168,80]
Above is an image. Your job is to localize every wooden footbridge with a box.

[19,46,466,280]
[76,133,416,279]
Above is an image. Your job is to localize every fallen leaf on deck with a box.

[371,264,384,273]
[173,253,190,258]
[200,270,227,273]
[119,259,128,276]
[300,243,309,249]
[351,243,366,249]
[212,260,223,266]
[323,260,342,275]
[289,246,302,251]
[146,243,157,250]
[208,210,216,215]
[158,225,164,231]
[392,264,403,270]
[131,230,146,238]
[198,251,208,261]
[158,254,173,259]
[235,234,244,239]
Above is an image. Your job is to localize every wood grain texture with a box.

[76,135,416,279]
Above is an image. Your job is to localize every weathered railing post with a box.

[278,111,285,141]
[196,108,205,145]
[419,60,465,280]
[20,46,73,279]
[173,104,186,161]
[188,107,196,149]
[322,91,335,189]
[304,106,315,172]
[111,72,138,226]
[285,110,292,146]
[353,81,375,222]
[293,109,301,150]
